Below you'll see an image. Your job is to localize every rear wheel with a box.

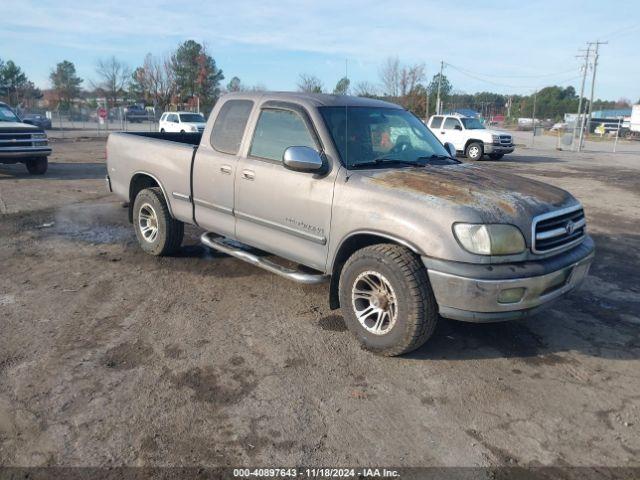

[133,187,183,256]
[160,128,165,133]
[26,157,48,175]
[465,142,483,160]
[338,244,438,356]
[489,153,504,160]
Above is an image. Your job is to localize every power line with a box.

[445,63,581,91]
[445,63,577,79]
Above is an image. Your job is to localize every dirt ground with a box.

[0,137,639,473]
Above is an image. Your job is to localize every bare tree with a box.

[399,63,425,97]
[379,57,425,99]
[379,56,400,97]
[94,56,131,107]
[297,73,323,93]
[353,81,377,97]
[133,53,175,111]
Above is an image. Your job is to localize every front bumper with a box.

[0,147,52,160]
[423,237,594,322]
[484,143,515,154]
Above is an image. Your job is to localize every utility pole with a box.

[531,90,537,147]
[580,40,607,151]
[573,45,591,151]
[436,60,444,115]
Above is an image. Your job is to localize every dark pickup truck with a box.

[0,102,51,174]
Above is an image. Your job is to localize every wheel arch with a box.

[128,172,173,222]
[328,231,422,310]
[464,138,485,151]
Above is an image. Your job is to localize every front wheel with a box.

[133,187,184,256]
[489,153,504,160]
[465,142,484,160]
[26,157,48,175]
[338,244,438,356]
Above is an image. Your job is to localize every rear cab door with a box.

[441,116,465,151]
[428,115,445,143]
[192,98,255,237]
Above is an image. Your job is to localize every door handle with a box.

[241,169,255,180]
[441,131,445,134]
[220,165,232,175]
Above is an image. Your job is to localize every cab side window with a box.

[210,100,254,155]
[443,117,462,130]
[430,116,444,129]
[249,109,315,162]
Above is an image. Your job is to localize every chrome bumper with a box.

[484,143,515,154]
[425,247,594,322]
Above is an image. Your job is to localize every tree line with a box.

[1,50,636,120]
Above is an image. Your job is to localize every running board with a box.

[200,232,329,285]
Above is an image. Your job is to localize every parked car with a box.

[125,105,149,123]
[21,113,52,130]
[159,112,206,133]
[550,122,568,132]
[106,92,594,356]
[427,114,515,160]
[594,122,621,136]
[0,102,51,174]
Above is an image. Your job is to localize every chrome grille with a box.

[0,130,48,150]
[499,134,512,145]
[532,206,586,254]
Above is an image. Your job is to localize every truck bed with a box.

[106,131,202,224]
[122,131,202,145]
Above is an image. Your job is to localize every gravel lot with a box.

[0,137,638,473]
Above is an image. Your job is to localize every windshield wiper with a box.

[416,154,459,163]
[352,158,426,169]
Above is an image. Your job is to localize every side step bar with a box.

[200,232,329,285]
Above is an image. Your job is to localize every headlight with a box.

[190,125,198,132]
[491,134,500,143]
[453,223,525,255]
[32,133,47,139]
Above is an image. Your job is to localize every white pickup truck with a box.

[427,114,515,160]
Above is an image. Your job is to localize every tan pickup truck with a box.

[106,92,594,356]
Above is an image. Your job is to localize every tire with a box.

[26,157,48,175]
[489,153,504,160]
[338,244,438,356]
[180,130,185,133]
[160,128,165,133]
[465,142,483,160]
[132,187,184,256]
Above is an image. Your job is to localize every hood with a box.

[0,121,39,131]
[360,163,577,228]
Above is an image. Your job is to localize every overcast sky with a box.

[2,0,639,100]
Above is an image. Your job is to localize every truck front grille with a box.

[499,134,512,145]
[532,206,586,254]
[0,130,47,149]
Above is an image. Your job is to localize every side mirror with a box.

[283,146,324,173]
[444,142,457,158]
[454,124,462,131]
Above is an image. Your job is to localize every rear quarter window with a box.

[210,100,254,155]
[430,116,443,129]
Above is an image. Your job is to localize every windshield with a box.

[319,106,455,169]
[460,117,485,130]
[180,113,205,123]
[0,105,20,122]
